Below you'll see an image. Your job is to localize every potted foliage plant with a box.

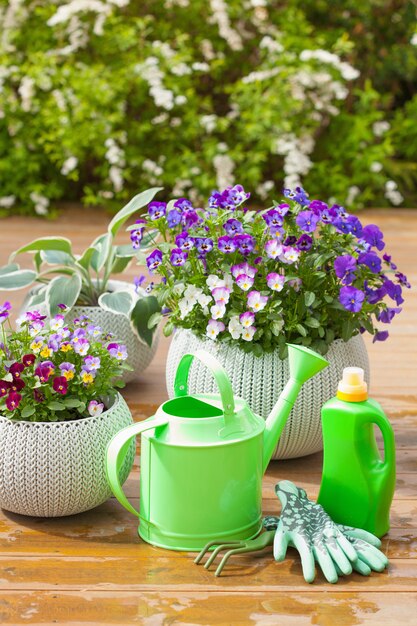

[129,185,410,459]
[0,302,135,517]
[0,188,162,382]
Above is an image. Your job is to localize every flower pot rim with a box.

[0,391,124,426]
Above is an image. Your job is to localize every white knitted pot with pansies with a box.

[166,329,370,460]
[0,393,134,517]
[22,279,159,384]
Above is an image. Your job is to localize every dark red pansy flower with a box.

[52,376,68,395]
[0,380,10,397]
[22,354,36,367]
[9,362,25,379]
[33,389,44,403]
[6,392,22,411]
[10,379,25,392]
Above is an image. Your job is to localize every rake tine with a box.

[204,543,243,569]
[194,539,240,564]
[215,547,247,577]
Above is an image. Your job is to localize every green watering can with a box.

[106,344,328,551]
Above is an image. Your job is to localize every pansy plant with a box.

[0,188,162,346]
[128,184,410,358]
[0,304,129,422]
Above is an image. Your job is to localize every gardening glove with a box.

[265,480,388,584]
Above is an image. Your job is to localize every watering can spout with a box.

[262,344,329,472]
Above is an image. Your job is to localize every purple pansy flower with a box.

[309,200,328,214]
[266,273,285,291]
[174,198,193,211]
[148,201,167,220]
[0,302,11,324]
[107,343,128,360]
[383,253,397,270]
[59,362,75,380]
[296,234,313,251]
[229,184,250,205]
[296,210,319,233]
[236,274,254,291]
[263,209,284,229]
[395,272,411,288]
[364,282,387,304]
[358,252,382,274]
[194,237,214,255]
[175,231,194,250]
[373,331,389,343]
[212,286,230,304]
[239,311,255,328]
[383,279,404,305]
[276,203,290,217]
[339,286,365,312]
[234,234,255,255]
[73,338,90,355]
[231,262,258,279]
[83,355,101,371]
[167,209,182,228]
[320,207,338,223]
[130,219,146,249]
[361,224,385,251]
[336,215,363,237]
[182,209,200,229]
[223,218,244,235]
[146,249,163,272]
[334,255,357,285]
[377,307,402,324]
[134,276,146,293]
[283,186,310,206]
[35,361,55,383]
[218,236,236,254]
[170,248,188,266]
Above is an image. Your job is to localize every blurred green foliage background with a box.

[0,0,416,215]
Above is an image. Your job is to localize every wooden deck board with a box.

[0,207,416,623]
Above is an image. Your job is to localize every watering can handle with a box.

[174,350,236,420]
[106,417,168,518]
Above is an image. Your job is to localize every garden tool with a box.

[106,345,328,551]
[194,481,389,582]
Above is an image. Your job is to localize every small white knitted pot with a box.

[23,279,159,384]
[0,393,135,517]
[166,330,370,460]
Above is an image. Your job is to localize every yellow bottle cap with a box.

[336,367,368,402]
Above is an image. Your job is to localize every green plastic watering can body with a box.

[106,346,329,551]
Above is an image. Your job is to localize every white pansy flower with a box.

[183,284,203,303]
[373,121,390,137]
[228,316,243,339]
[210,302,226,320]
[173,283,186,296]
[206,274,225,290]
[197,293,212,308]
[370,162,383,173]
[242,326,256,342]
[223,273,234,291]
[179,297,195,319]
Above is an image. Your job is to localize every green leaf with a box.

[111,255,132,274]
[47,401,66,411]
[45,273,82,317]
[11,237,73,260]
[304,317,321,328]
[21,406,36,418]
[323,294,333,304]
[26,288,47,308]
[98,290,135,317]
[41,250,74,266]
[63,398,83,408]
[296,323,307,337]
[0,269,37,290]
[0,263,19,276]
[77,247,97,270]
[130,295,161,346]
[147,312,162,329]
[304,291,315,307]
[90,233,113,272]
[108,187,163,236]
[115,244,135,258]
[341,319,356,342]
[163,321,174,337]
[271,319,284,336]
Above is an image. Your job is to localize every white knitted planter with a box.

[22,279,159,384]
[166,330,370,460]
[0,393,135,517]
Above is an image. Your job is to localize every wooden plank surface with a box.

[0,207,416,624]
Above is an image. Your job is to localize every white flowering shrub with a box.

[0,0,414,215]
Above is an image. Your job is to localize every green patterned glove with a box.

[264,480,388,584]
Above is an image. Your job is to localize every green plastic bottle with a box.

[317,367,396,538]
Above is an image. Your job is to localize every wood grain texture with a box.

[0,207,416,624]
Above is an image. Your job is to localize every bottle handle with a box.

[368,412,396,471]
[106,417,168,517]
[174,350,236,423]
